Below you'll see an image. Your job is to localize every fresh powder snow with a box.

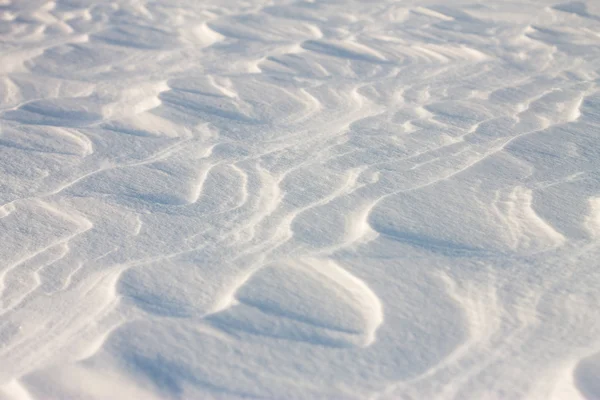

[0,0,599,399]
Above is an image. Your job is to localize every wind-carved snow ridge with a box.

[1,0,600,399]
[207,257,383,348]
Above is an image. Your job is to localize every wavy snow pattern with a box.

[0,0,599,399]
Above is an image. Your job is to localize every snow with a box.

[1,0,599,398]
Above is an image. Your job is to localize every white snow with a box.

[1,0,599,399]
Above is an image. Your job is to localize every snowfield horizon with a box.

[0,0,599,399]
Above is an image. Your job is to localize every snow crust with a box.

[1,0,599,398]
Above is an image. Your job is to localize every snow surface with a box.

[1,0,600,399]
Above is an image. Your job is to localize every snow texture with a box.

[1,0,599,399]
